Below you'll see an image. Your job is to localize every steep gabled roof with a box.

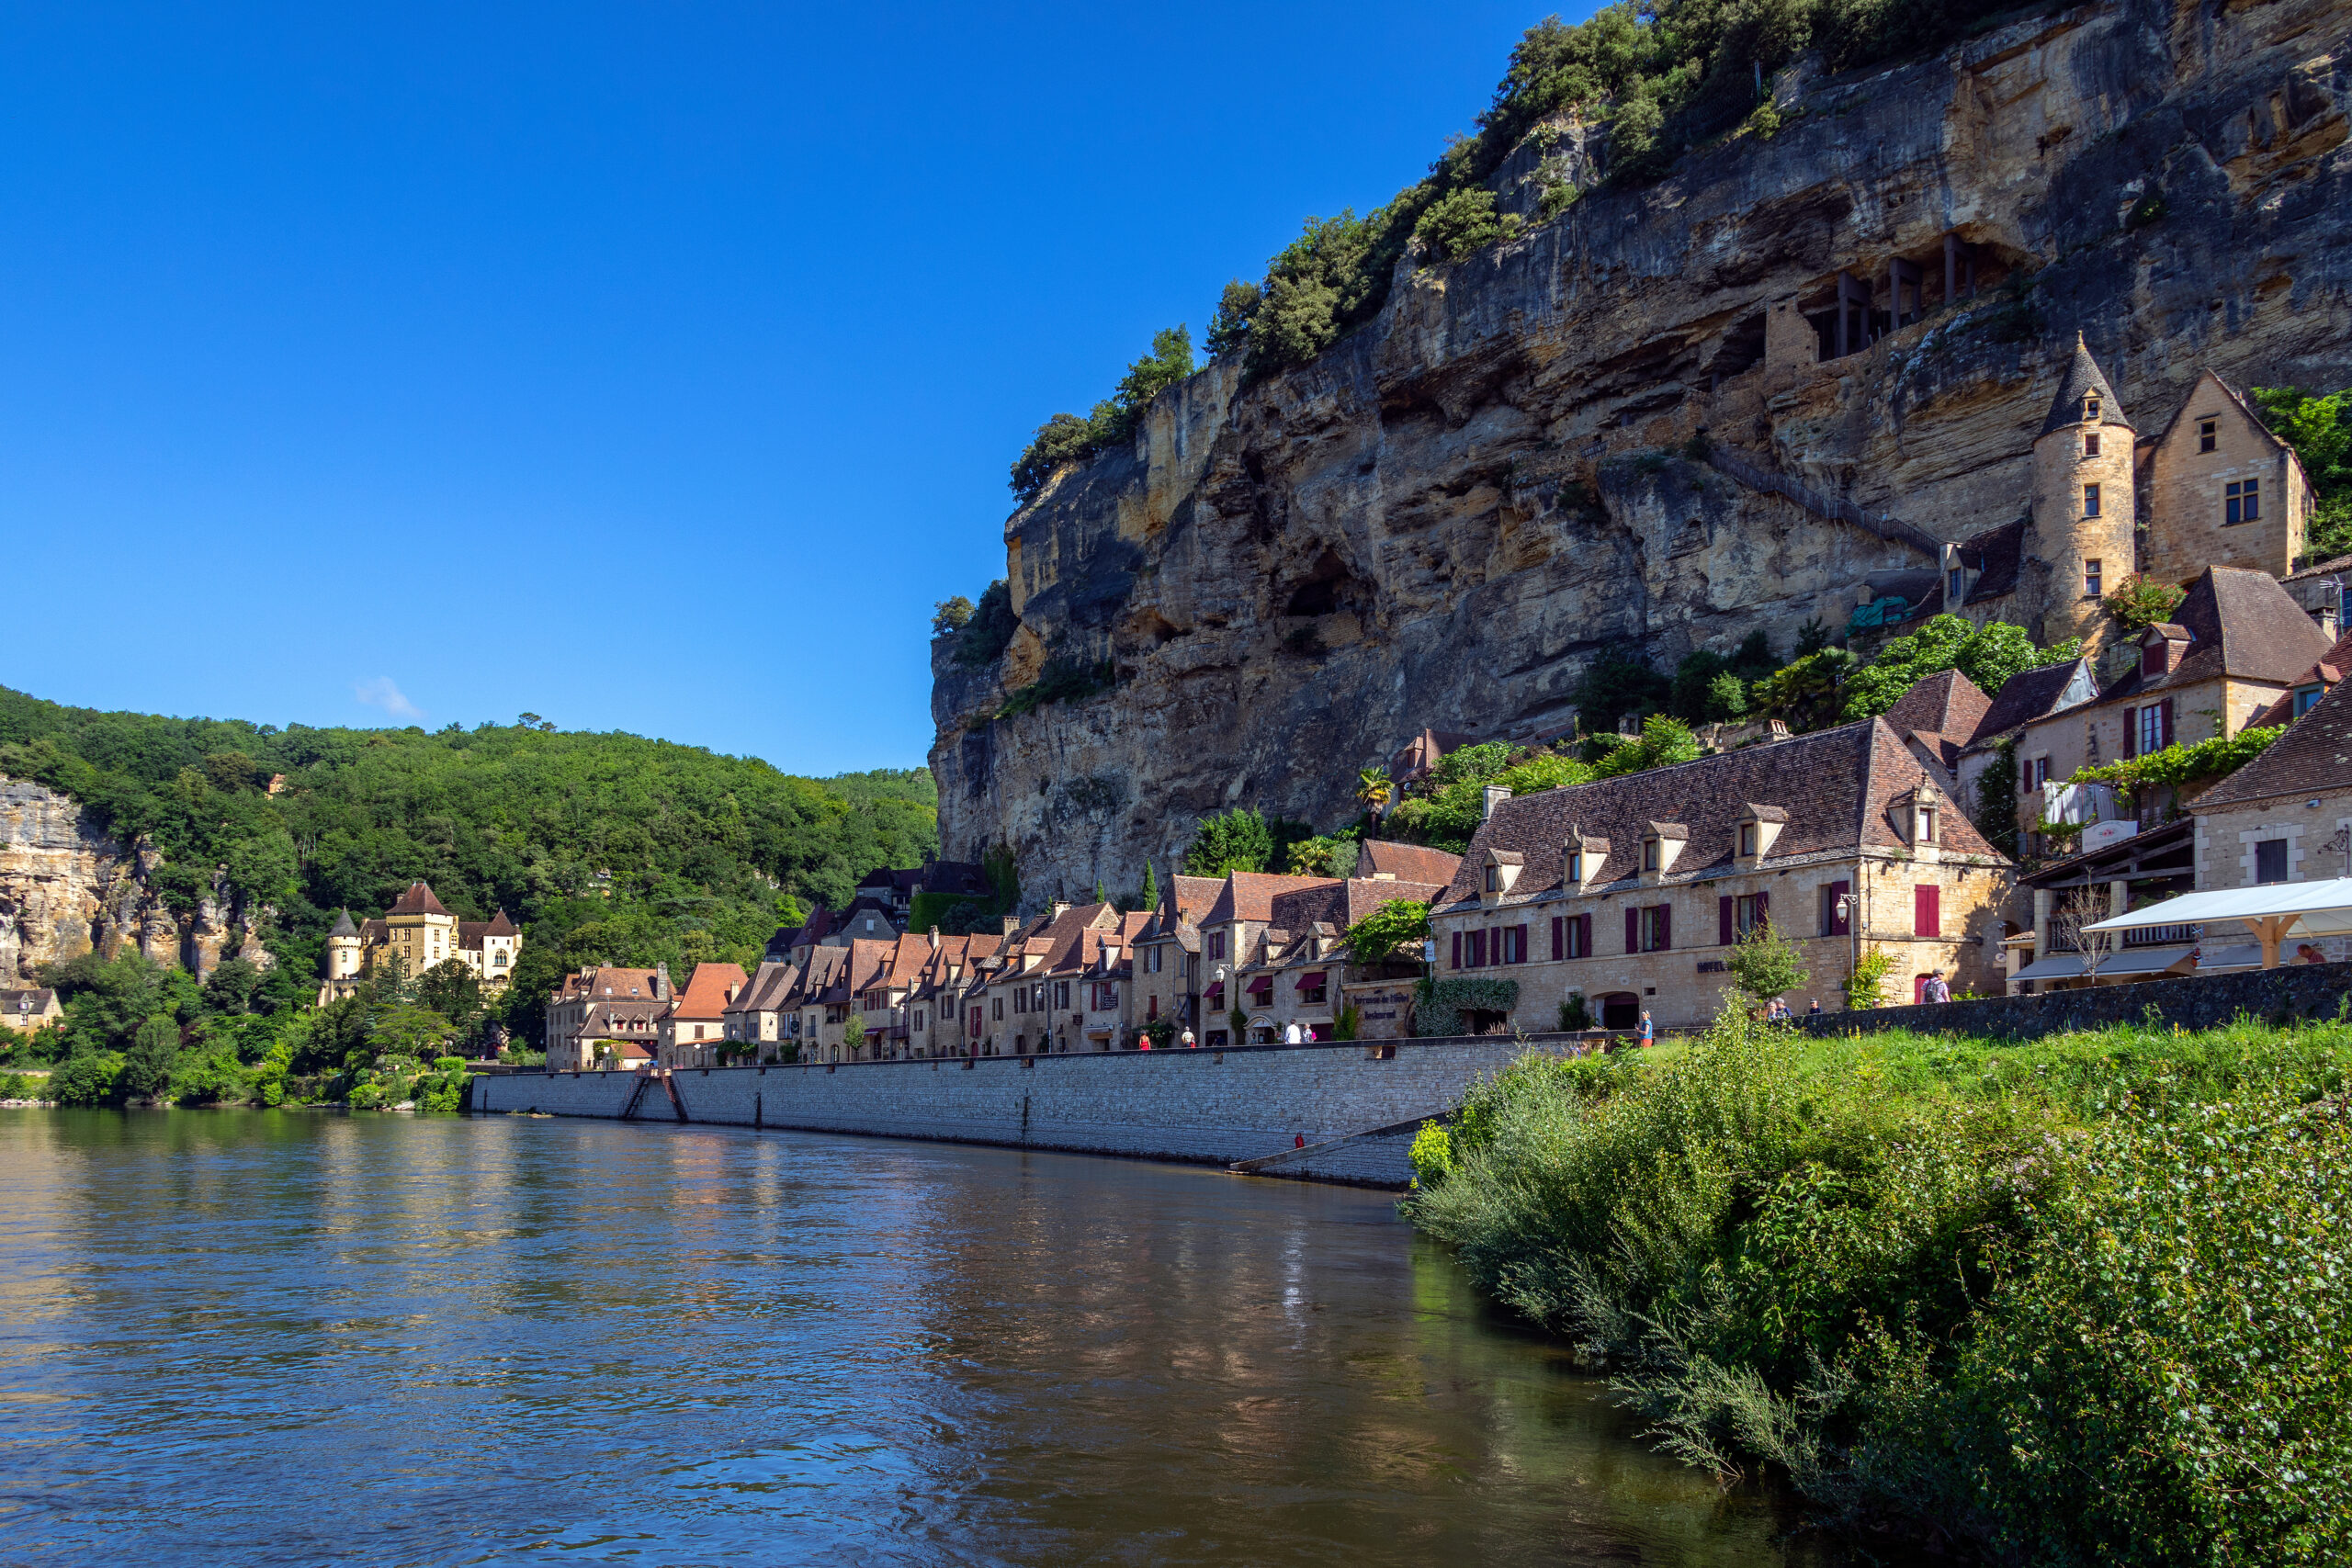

[1203,874,1344,927]
[2192,672,2352,811]
[1972,659,2098,747]
[2144,367,2296,458]
[1880,669,1994,748]
[670,963,749,1021]
[2247,626,2352,728]
[1956,516,2029,605]
[2092,567,2334,706]
[387,882,450,917]
[1269,878,1448,938]
[1436,717,2001,908]
[1357,840,1465,886]
[2039,333,2134,437]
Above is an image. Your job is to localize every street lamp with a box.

[1834,892,1860,1007]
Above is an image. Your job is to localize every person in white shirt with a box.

[1283,1021,1304,1045]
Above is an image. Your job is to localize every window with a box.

[2083,482,2101,517]
[1948,566,1963,601]
[2137,705,2169,755]
[1012,988,1025,1014]
[1551,915,1590,960]
[2295,683,2324,716]
[2142,639,2166,677]
[2085,558,2103,597]
[1054,981,1069,1009]
[2198,417,2216,453]
[1208,931,1225,960]
[1733,893,1768,939]
[2225,479,2259,524]
[1565,850,1582,885]
[1914,884,1940,938]
[1466,930,1487,967]
[2256,839,2289,885]
[1642,839,1660,872]
[1484,865,1498,892]
[1637,904,1672,953]
[2085,394,2100,421]
[1499,925,1527,964]
[2083,432,2100,457]
[1738,823,1758,857]
[1917,806,1937,844]
[2021,756,2051,795]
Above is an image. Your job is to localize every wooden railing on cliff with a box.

[1704,446,1941,559]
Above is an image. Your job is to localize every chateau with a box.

[317,882,521,1006]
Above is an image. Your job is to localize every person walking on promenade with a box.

[1807,998,1822,1018]
[1283,1020,1304,1045]
[1637,1010,1655,1047]
[1181,1027,1196,1049]
[1922,970,1951,1004]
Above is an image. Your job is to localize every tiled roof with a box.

[1357,840,1464,886]
[1204,874,1345,927]
[2190,673,2352,810]
[482,909,518,936]
[1973,658,2098,746]
[555,965,662,1001]
[328,910,358,938]
[726,961,800,1015]
[0,987,58,1011]
[1268,878,1448,936]
[670,962,749,1021]
[1956,516,2028,605]
[1435,717,2001,908]
[2038,334,2134,437]
[387,882,451,917]
[2091,567,2334,708]
[1879,669,1994,750]
[2247,626,2352,728]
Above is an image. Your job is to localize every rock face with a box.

[933,0,2352,903]
[0,775,254,984]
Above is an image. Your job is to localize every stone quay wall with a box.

[1802,960,2352,1043]
[471,1035,1596,1186]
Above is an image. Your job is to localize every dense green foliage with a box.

[2255,386,2352,561]
[1343,899,1431,967]
[1406,1010,2352,1559]
[996,657,1118,720]
[1009,327,1194,504]
[949,581,1021,668]
[2101,573,2188,632]
[0,685,938,1034]
[1722,919,1808,1004]
[2072,725,2284,795]
[1410,976,1521,1037]
[1180,806,1319,878]
[1840,614,2079,720]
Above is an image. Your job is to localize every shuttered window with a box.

[1914,884,1940,937]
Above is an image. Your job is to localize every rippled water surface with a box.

[0,1110,1826,1566]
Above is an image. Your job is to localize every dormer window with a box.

[1484,865,1499,892]
[1738,823,1758,857]
[2295,682,2324,716]
[2085,393,2100,421]
[1565,850,1581,885]
[2142,639,2165,677]
[1918,805,1937,843]
[1642,839,1660,872]
[1948,565,1963,600]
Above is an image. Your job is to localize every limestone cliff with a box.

[933,0,2352,902]
[0,775,265,984]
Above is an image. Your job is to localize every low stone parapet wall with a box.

[470,1034,1601,1185]
[1802,959,2352,1043]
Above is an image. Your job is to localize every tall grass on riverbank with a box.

[1404,1010,2352,1563]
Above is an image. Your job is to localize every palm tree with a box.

[1355,766,1394,829]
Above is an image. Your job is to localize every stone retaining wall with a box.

[1803,960,2352,1043]
[471,1036,1595,1185]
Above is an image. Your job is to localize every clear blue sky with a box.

[2,1,1559,775]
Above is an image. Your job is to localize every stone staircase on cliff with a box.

[1704,445,1941,560]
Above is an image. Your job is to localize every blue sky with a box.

[2,1,1556,775]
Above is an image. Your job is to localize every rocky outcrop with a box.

[933,0,2352,901]
[0,775,258,983]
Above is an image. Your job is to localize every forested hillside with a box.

[0,686,937,1013]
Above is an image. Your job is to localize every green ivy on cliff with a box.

[2255,386,2352,562]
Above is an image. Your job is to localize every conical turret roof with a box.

[2039,333,2133,437]
[328,910,358,938]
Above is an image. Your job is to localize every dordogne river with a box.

[0,1110,1838,1566]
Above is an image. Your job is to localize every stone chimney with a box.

[1482,785,1513,820]
[655,961,671,1000]
[1001,915,1022,937]
[928,925,941,950]
[1051,899,1070,920]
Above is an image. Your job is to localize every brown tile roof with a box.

[555,966,662,1002]
[2248,626,2352,728]
[1972,657,2098,746]
[2190,673,2352,811]
[387,882,450,917]
[670,963,749,1021]
[1204,874,1344,927]
[1268,878,1448,935]
[1357,840,1464,886]
[726,960,800,1016]
[842,939,897,998]
[2092,567,2334,707]
[1955,515,2028,605]
[1880,669,1993,747]
[1435,717,2002,908]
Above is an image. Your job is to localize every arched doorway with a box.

[1600,992,1641,1031]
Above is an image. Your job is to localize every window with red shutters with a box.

[1468,930,1487,967]
[1915,884,1939,937]
[1512,924,1528,964]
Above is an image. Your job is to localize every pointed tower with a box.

[2030,334,2138,649]
[320,909,364,1005]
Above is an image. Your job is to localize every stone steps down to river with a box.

[471,1035,1602,1187]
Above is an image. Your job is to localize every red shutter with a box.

[1826,880,1850,936]
[1915,884,1939,937]
[2158,697,2175,749]
[1580,914,1593,957]
[1656,904,1671,952]
[2123,707,2138,758]
[1551,916,1563,960]
[1719,896,1734,946]
[1514,924,1528,963]
[1451,931,1462,970]
[1626,906,1640,953]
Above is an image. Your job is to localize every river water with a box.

[0,1110,1826,1566]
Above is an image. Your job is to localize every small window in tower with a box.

[2083,482,2101,517]
[2225,479,2260,524]
[2198,418,2216,453]
[2085,394,2100,421]
[2085,558,2103,597]
[2084,432,2100,457]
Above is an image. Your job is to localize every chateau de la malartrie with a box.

[363,336,2346,1070]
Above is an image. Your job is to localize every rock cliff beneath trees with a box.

[933,0,2352,902]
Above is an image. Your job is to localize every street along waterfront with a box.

[0,1109,1830,1567]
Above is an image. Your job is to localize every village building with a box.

[658,962,748,1068]
[2189,671,2352,923]
[1234,877,1449,1043]
[0,987,61,1033]
[1356,840,1464,886]
[1130,874,1223,1037]
[720,960,803,1056]
[545,964,671,1071]
[1193,874,1350,1046]
[2141,370,2320,590]
[1431,713,2014,1030]
[318,881,521,1006]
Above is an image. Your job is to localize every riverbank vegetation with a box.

[1404,1009,2351,1562]
[0,684,937,1043]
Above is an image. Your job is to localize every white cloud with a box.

[354,676,423,720]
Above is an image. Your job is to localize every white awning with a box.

[2011,953,2085,982]
[2012,946,2194,983]
[2086,879,2352,939]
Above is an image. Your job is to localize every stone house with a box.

[1431,712,2016,1029]
[1356,840,1464,886]
[1195,874,1346,1046]
[1232,878,1447,1042]
[2142,369,2320,589]
[2189,671,2352,929]
[1129,874,1222,1036]
[658,962,747,1068]
[1952,657,2103,829]
[792,945,852,1063]
[2008,566,2333,842]
[544,964,670,1072]
[0,987,61,1032]
[720,959,802,1057]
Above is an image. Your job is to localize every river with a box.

[0,1110,1827,1566]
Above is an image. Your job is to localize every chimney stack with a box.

[1482,785,1513,820]
[655,961,671,1000]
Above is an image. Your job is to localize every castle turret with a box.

[2030,334,2137,649]
[318,909,364,1006]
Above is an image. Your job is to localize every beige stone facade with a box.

[2143,370,2316,590]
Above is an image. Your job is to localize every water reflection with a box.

[0,1110,1827,1566]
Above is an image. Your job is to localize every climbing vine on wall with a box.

[1412,977,1521,1037]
